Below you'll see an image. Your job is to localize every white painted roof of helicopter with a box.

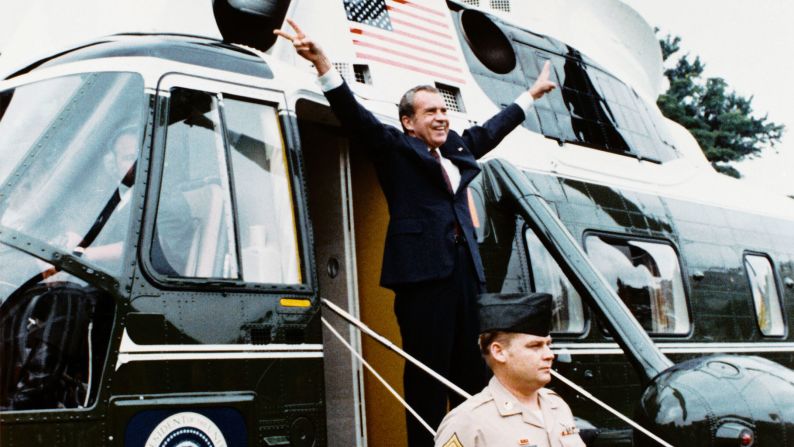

[2,0,793,222]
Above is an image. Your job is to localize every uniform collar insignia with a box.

[487,377,522,417]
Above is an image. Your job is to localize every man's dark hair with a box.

[478,331,515,356]
[398,85,440,124]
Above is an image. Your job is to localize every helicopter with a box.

[1,0,793,446]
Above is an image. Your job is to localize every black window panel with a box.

[555,113,578,143]
[464,17,681,163]
[561,50,598,98]
[563,88,601,121]
[536,107,561,139]
[571,118,607,148]
[591,72,614,101]
[597,98,619,127]
[561,87,581,116]
[0,90,10,121]
[605,126,631,153]
[544,83,568,116]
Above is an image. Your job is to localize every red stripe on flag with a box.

[356,52,466,84]
[369,27,456,51]
[350,27,459,62]
[352,39,464,72]
[391,17,452,40]
[391,0,446,17]
[386,5,449,28]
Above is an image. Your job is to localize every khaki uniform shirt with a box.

[434,377,585,447]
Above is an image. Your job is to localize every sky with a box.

[0,0,792,195]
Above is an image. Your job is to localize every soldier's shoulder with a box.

[448,387,496,418]
[436,388,494,444]
[540,387,572,408]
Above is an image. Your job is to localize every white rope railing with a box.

[549,370,673,447]
[322,298,471,400]
[321,298,673,447]
[321,317,436,436]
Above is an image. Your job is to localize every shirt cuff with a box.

[514,91,535,115]
[318,68,344,92]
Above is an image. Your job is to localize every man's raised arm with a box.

[273,18,332,76]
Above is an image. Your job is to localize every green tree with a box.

[656,32,784,177]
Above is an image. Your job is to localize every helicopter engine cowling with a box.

[635,354,794,446]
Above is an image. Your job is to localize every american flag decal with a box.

[345,0,393,30]
[343,0,466,84]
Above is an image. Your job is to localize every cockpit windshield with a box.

[0,72,147,278]
[0,72,144,411]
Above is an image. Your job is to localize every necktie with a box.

[430,148,454,194]
[430,148,463,239]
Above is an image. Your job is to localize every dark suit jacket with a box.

[324,81,525,289]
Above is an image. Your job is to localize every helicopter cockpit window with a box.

[154,88,239,278]
[223,96,302,284]
[743,254,784,337]
[0,72,146,275]
[525,228,586,334]
[585,235,690,335]
[153,87,302,284]
[0,72,145,411]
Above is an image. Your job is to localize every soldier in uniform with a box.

[435,293,586,447]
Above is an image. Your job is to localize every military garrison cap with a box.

[478,292,553,336]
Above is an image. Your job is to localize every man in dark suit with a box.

[276,19,556,446]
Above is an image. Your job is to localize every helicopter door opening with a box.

[296,99,366,447]
[296,98,412,446]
